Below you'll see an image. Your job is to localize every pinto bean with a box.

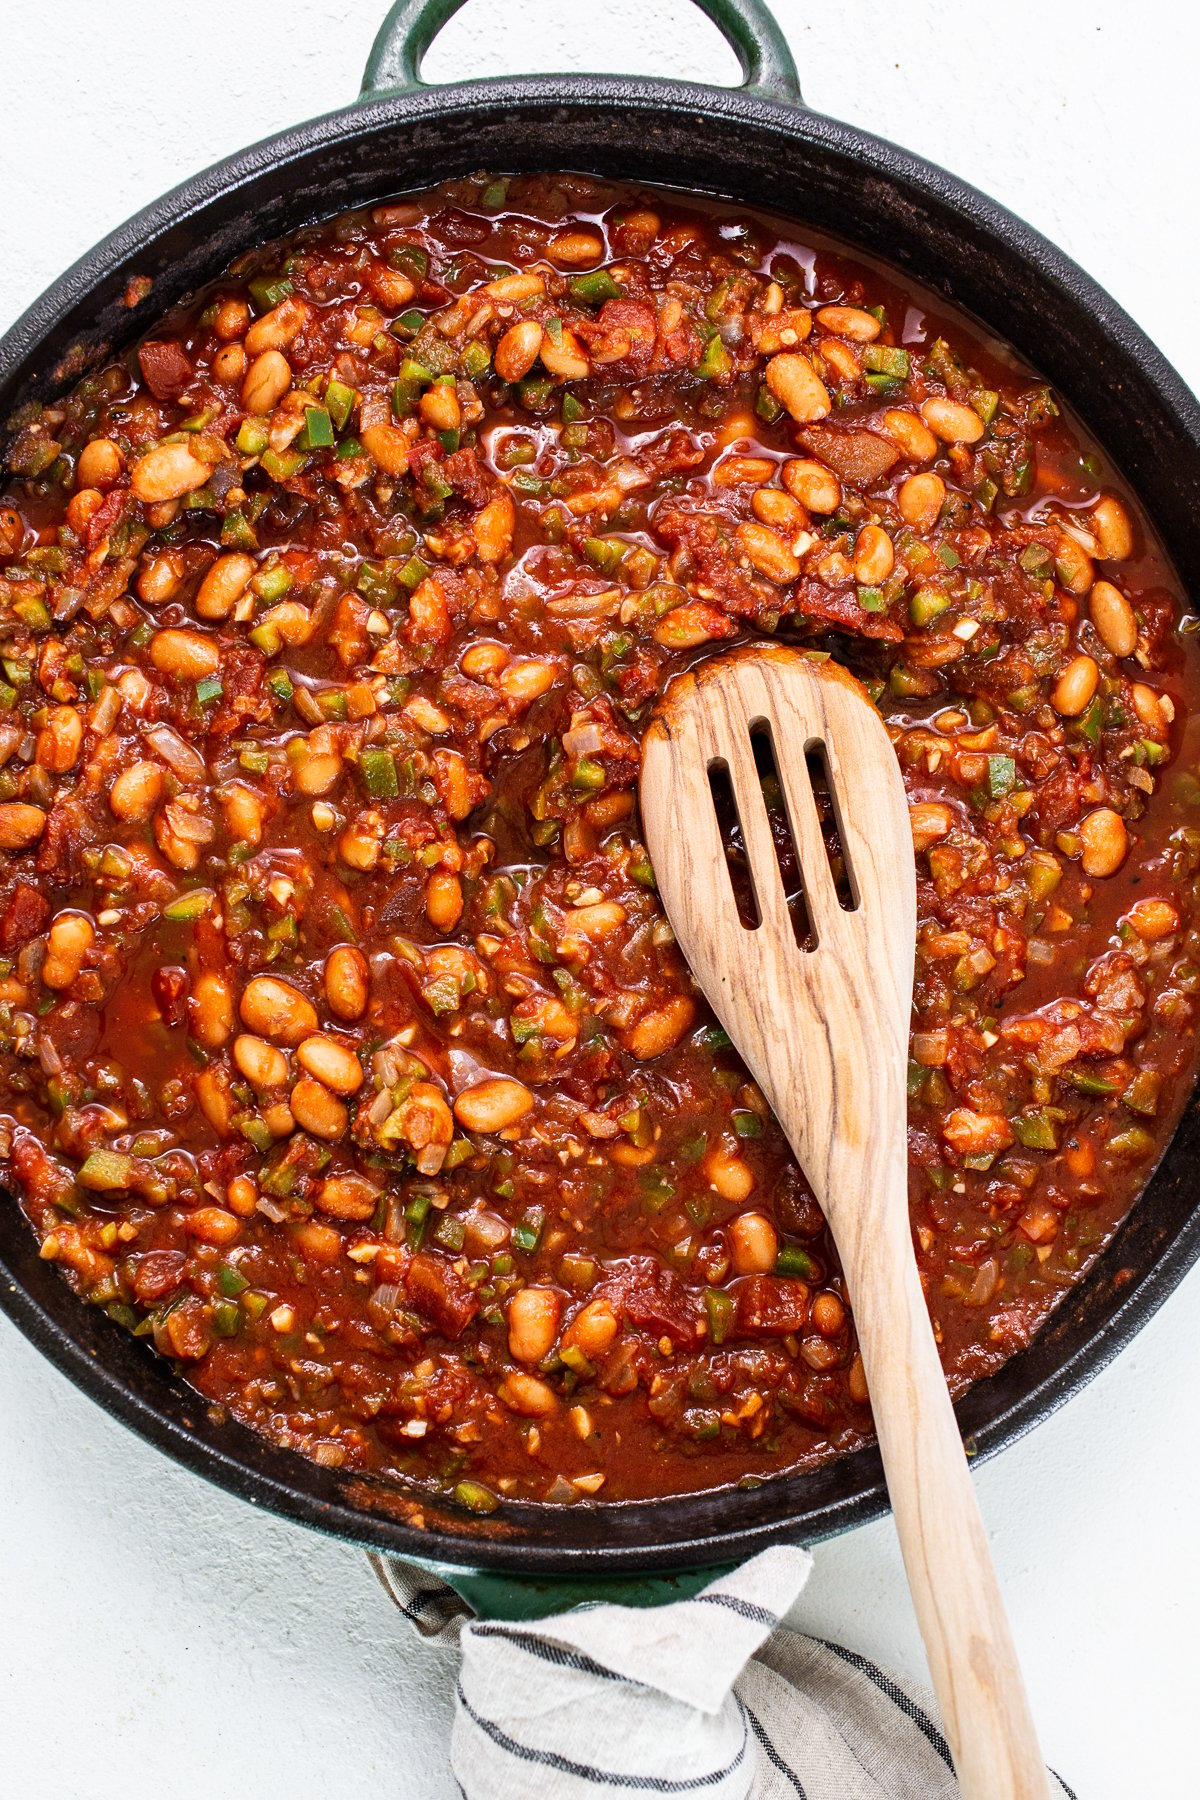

[0,804,46,849]
[920,396,985,444]
[289,1077,348,1139]
[76,437,124,490]
[621,995,695,1060]
[1079,807,1128,877]
[297,1034,363,1095]
[498,1370,558,1416]
[548,229,604,266]
[190,972,236,1048]
[737,520,799,583]
[781,458,840,512]
[42,913,95,990]
[706,1146,755,1202]
[454,1078,534,1133]
[36,706,83,773]
[765,353,831,423]
[877,408,938,462]
[1051,655,1099,717]
[110,761,164,822]
[729,1212,778,1274]
[815,304,881,341]
[1091,494,1134,560]
[853,523,894,585]
[130,442,210,504]
[561,1298,619,1358]
[1090,580,1137,657]
[316,1175,380,1221]
[473,491,515,563]
[241,349,292,414]
[240,976,318,1044]
[508,1287,562,1363]
[360,422,410,476]
[234,1033,289,1088]
[244,294,309,356]
[426,870,463,933]
[195,552,255,620]
[324,945,369,1021]
[150,630,221,681]
[897,472,945,532]
[495,320,544,381]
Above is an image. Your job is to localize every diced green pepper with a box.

[584,535,626,577]
[775,1246,815,1278]
[909,587,950,627]
[298,406,334,450]
[1063,1068,1120,1097]
[1124,1069,1162,1116]
[517,376,556,412]
[359,747,399,798]
[324,379,356,431]
[236,419,269,458]
[863,344,910,379]
[260,448,307,482]
[571,756,606,792]
[248,274,293,311]
[253,564,294,602]
[459,339,491,380]
[987,754,1017,798]
[78,1150,135,1192]
[698,333,732,381]
[704,1287,735,1346]
[1019,543,1055,583]
[405,1189,432,1246]
[210,1296,241,1338]
[569,269,622,305]
[454,1480,499,1515]
[163,888,215,923]
[1013,1110,1058,1150]
[513,1206,544,1252]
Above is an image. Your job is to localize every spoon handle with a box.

[843,1193,1053,1800]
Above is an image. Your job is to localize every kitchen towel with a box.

[372,1544,1075,1798]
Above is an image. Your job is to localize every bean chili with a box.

[2,172,1198,1513]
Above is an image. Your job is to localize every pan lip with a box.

[2,70,1200,1573]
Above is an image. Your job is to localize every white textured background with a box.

[1,4,1197,1795]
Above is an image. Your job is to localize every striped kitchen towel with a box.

[371,1545,1075,1798]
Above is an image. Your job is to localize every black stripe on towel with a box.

[1052,1775,1078,1800]
[818,1640,955,1771]
[456,1682,750,1791]
[470,1624,628,1683]
[743,1702,807,1798]
[694,1593,777,1627]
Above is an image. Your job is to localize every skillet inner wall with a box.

[3,85,1200,1570]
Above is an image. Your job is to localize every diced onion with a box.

[562,723,602,757]
[144,724,207,783]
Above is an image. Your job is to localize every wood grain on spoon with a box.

[640,643,1051,1800]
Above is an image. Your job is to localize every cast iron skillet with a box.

[3,0,1200,1590]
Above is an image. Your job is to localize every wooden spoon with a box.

[640,643,1051,1800]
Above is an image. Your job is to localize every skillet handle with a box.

[360,0,803,104]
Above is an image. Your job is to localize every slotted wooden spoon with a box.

[640,643,1050,1800]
